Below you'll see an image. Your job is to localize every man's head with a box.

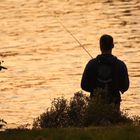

[100,34,114,53]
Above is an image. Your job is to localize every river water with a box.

[0,0,140,128]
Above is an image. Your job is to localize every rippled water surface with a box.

[0,0,140,127]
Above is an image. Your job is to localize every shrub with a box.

[33,90,139,129]
[67,91,89,127]
[33,97,69,128]
[84,88,133,126]
[0,119,7,129]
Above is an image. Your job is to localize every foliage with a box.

[0,119,7,129]
[85,88,132,126]
[33,90,138,128]
[33,97,69,128]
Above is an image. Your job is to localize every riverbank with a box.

[0,92,140,140]
[0,125,140,140]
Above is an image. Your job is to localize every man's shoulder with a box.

[87,55,127,68]
[85,58,98,69]
[115,57,127,67]
[87,58,98,65]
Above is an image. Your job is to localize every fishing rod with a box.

[55,15,93,59]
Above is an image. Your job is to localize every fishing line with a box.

[54,15,93,59]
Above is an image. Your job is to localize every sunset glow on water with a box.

[0,0,140,128]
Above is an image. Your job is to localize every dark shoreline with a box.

[0,125,140,140]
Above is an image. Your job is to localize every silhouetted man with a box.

[81,34,129,111]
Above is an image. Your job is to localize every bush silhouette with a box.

[33,90,139,129]
[0,119,7,129]
[85,89,133,126]
[67,91,89,126]
[33,97,69,128]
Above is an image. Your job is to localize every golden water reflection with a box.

[0,0,140,127]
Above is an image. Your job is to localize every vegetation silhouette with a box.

[0,119,7,129]
[33,90,139,129]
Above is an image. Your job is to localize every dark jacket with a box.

[81,54,129,103]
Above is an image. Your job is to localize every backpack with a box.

[96,59,115,92]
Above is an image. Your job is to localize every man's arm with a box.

[119,62,129,93]
[81,60,95,93]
